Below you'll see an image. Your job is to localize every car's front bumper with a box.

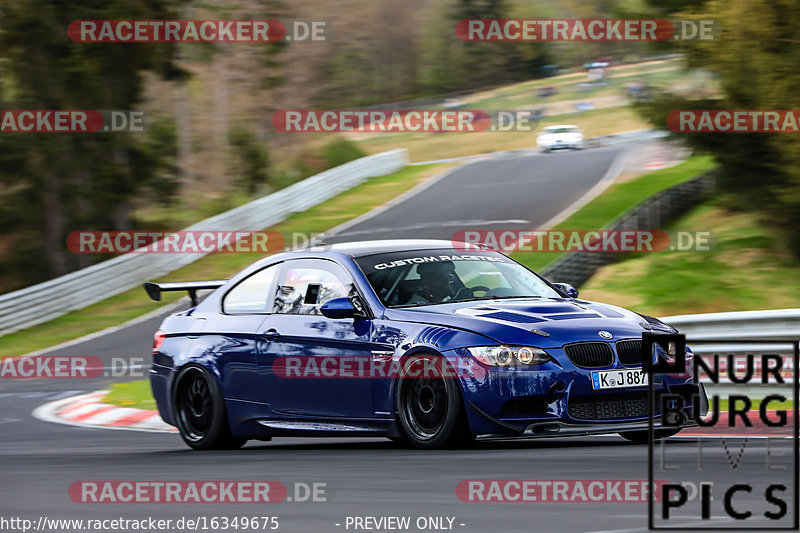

[475,418,699,440]
[449,350,706,436]
[464,391,704,436]
[539,141,582,150]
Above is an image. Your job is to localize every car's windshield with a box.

[545,127,578,134]
[354,249,561,307]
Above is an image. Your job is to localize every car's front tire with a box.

[173,365,247,450]
[619,428,682,444]
[395,354,472,449]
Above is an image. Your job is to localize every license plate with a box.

[591,368,648,390]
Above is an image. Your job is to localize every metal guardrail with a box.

[541,170,718,286]
[664,308,800,341]
[0,149,408,337]
[586,128,668,147]
[661,309,799,397]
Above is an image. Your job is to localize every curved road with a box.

[329,146,624,242]
[0,145,792,533]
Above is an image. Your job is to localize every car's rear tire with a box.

[619,428,682,444]
[395,354,472,449]
[173,365,247,450]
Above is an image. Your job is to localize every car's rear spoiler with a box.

[144,280,227,306]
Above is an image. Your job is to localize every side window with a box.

[274,260,353,315]
[222,264,280,314]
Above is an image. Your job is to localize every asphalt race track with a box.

[328,146,625,242]
[1,145,795,533]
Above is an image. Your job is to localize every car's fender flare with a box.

[168,360,225,415]
[389,347,473,431]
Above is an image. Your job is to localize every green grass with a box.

[103,380,157,410]
[510,155,717,272]
[0,164,446,358]
[579,198,800,315]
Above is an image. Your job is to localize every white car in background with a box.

[537,125,584,152]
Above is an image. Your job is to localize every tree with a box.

[638,0,800,254]
[0,0,184,287]
[445,0,548,90]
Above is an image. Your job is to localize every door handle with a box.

[262,328,280,340]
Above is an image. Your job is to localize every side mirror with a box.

[320,297,357,319]
[552,282,579,298]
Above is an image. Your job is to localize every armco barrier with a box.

[664,308,800,341]
[541,170,717,286]
[0,149,408,337]
[661,309,800,398]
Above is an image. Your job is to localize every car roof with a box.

[543,124,579,130]
[300,239,475,258]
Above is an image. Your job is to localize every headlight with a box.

[467,346,551,366]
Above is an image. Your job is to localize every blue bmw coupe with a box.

[145,240,706,449]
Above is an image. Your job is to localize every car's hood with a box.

[383,298,665,348]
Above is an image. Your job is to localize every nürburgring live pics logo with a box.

[644,332,799,530]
